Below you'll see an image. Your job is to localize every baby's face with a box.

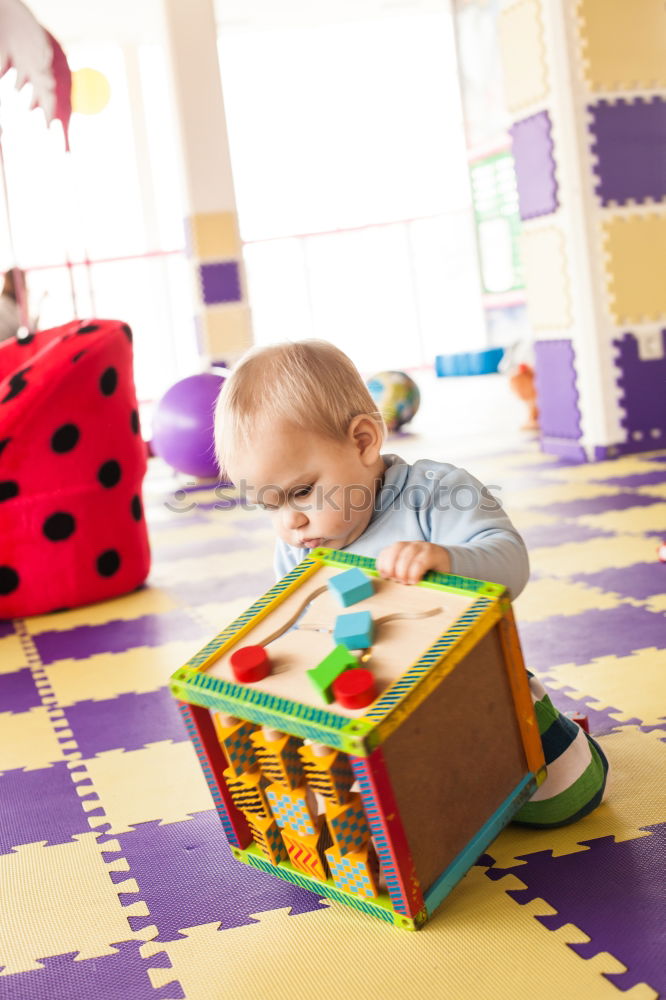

[228,420,383,552]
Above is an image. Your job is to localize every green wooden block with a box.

[307,645,358,704]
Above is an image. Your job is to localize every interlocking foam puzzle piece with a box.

[514,577,622,624]
[140,871,657,1000]
[298,743,355,805]
[521,230,572,330]
[250,730,304,789]
[613,330,666,446]
[498,0,549,112]
[510,111,559,220]
[327,567,374,607]
[528,533,660,577]
[486,727,666,870]
[543,649,666,728]
[577,501,666,536]
[187,210,241,260]
[333,610,374,650]
[78,741,213,835]
[265,783,318,837]
[213,717,258,778]
[493,480,622,511]
[325,844,379,899]
[487,824,666,995]
[42,641,199,707]
[534,340,582,439]
[325,794,370,855]
[588,98,666,207]
[575,0,666,91]
[0,832,156,975]
[602,215,666,324]
[0,708,68,774]
[0,633,30,672]
[24,587,179,635]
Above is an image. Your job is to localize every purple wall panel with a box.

[614,330,666,448]
[199,261,242,305]
[510,111,559,220]
[589,98,666,206]
[534,339,583,443]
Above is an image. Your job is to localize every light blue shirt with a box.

[274,454,530,597]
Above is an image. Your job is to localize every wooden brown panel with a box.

[380,624,527,894]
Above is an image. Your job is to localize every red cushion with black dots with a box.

[0,318,151,618]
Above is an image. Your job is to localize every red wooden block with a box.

[230,645,271,683]
[333,667,377,709]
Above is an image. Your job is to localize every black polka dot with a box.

[51,424,80,453]
[131,494,142,521]
[97,549,120,577]
[130,409,139,434]
[121,323,133,343]
[0,438,10,456]
[43,512,76,541]
[0,566,19,595]
[17,332,35,347]
[98,460,121,488]
[72,350,86,363]
[1,367,30,404]
[100,367,118,396]
[0,481,19,502]
[77,322,100,335]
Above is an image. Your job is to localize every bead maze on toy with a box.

[171,548,545,929]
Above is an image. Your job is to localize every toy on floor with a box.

[508,363,539,431]
[366,371,420,432]
[151,372,225,478]
[171,548,546,930]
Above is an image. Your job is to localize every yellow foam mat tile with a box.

[0,708,68,773]
[0,634,29,674]
[544,648,666,727]
[640,593,666,615]
[80,740,213,834]
[141,872,656,1000]
[577,502,666,536]
[539,456,662,483]
[514,577,623,623]
[506,482,622,509]
[575,0,666,90]
[187,597,258,633]
[501,510,558,532]
[43,640,198,707]
[528,534,658,577]
[602,215,666,324]
[635,483,666,499]
[202,303,253,357]
[25,588,180,636]
[150,548,273,586]
[521,227,572,330]
[498,0,549,113]
[0,832,156,975]
[189,210,241,260]
[488,726,666,869]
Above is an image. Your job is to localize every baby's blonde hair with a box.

[215,340,385,472]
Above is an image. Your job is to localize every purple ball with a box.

[152,373,224,478]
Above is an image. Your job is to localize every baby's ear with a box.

[349,414,383,465]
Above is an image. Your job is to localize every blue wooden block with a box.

[333,611,374,650]
[327,568,374,608]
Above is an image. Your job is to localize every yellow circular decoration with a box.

[71,68,111,115]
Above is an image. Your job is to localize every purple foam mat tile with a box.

[537,677,642,736]
[31,612,207,665]
[571,561,666,602]
[519,521,613,550]
[109,811,328,942]
[592,469,666,488]
[199,260,242,305]
[510,110,559,220]
[614,331,666,439]
[534,341,583,442]
[146,511,212,532]
[0,763,91,855]
[66,689,188,758]
[152,531,261,564]
[487,823,666,996]
[589,98,666,206]
[528,491,662,518]
[0,620,14,639]
[0,941,183,1000]
[165,569,274,608]
[518,605,666,671]
[0,667,42,714]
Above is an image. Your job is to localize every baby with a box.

[215,339,608,827]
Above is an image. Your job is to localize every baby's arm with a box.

[378,465,529,598]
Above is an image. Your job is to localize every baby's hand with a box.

[376,541,451,585]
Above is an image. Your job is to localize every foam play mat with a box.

[1,446,664,998]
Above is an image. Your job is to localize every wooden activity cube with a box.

[170,549,545,930]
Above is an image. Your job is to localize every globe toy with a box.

[152,372,224,478]
[366,370,421,432]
